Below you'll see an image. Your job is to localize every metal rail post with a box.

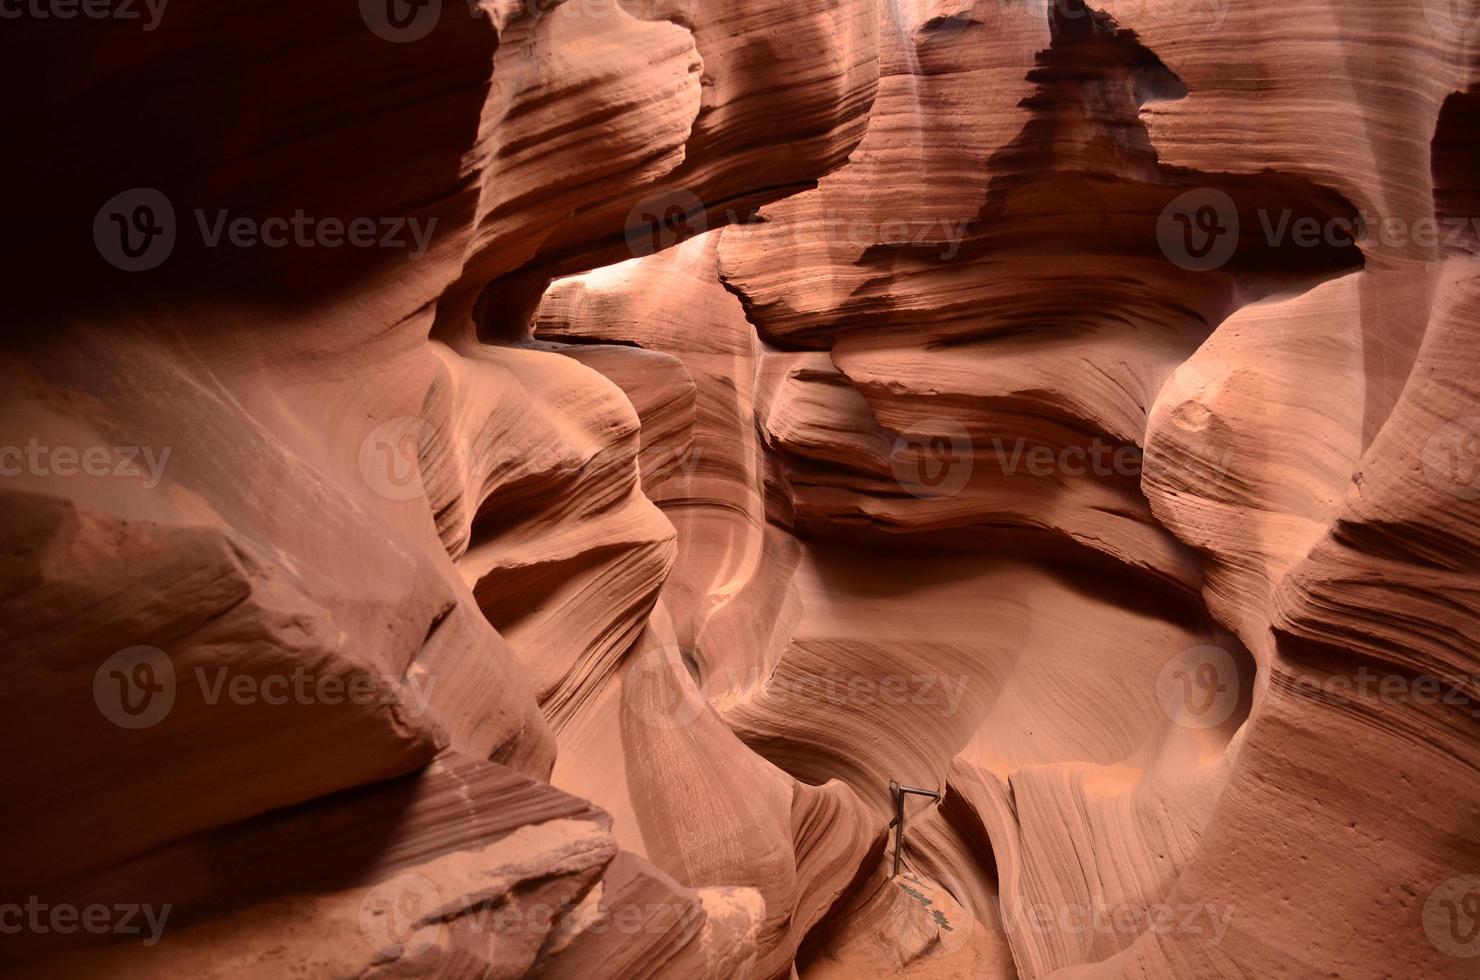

[888,778,943,877]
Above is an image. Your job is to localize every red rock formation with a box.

[5,0,1478,977]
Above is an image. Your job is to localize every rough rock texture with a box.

[5,0,1479,977]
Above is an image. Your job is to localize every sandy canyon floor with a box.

[4,0,1480,977]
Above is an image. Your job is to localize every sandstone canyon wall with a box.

[3,0,1478,977]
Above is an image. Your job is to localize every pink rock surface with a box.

[5,0,1479,977]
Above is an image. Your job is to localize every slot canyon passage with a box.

[4,0,1480,976]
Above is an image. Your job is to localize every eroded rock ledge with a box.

[5,0,1478,977]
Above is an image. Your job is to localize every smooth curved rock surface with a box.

[6,0,1479,977]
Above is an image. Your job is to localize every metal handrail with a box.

[888,778,943,877]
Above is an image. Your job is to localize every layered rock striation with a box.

[5,0,1478,978]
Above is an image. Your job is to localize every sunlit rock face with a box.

[5,0,1478,977]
